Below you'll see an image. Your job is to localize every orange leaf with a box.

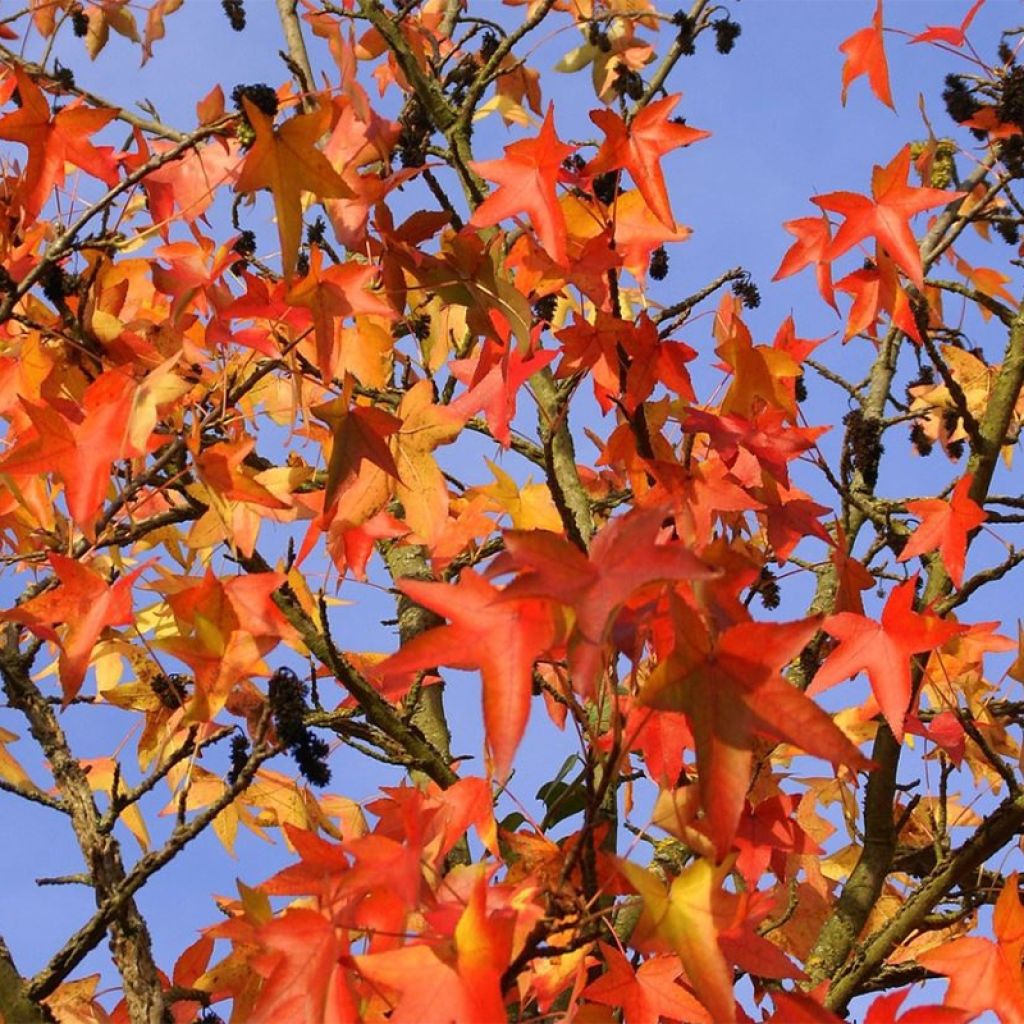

[809,577,966,740]
[234,100,353,278]
[919,872,1024,1024]
[619,857,739,1024]
[814,146,960,289]
[0,554,150,702]
[469,104,575,265]
[897,473,986,587]
[0,69,118,220]
[585,94,709,229]
[839,0,893,109]
[377,570,558,779]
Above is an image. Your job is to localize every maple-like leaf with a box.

[248,908,358,1024]
[813,145,961,289]
[839,0,893,109]
[583,943,711,1024]
[619,857,739,1024]
[449,336,556,446]
[809,577,966,741]
[897,473,986,587]
[919,871,1024,1023]
[585,93,709,228]
[774,215,837,310]
[910,0,985,48]
[376,570,559,779]
[469,104,575,265]
[286,248,396,381]
[493,508,717,697]
[863,986,972,1024]
[0,554,149,702]
[0,68,118,220]
[234,99,353,278]
[642,610,870,857]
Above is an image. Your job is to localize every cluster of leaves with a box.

[2,1,1024,1023]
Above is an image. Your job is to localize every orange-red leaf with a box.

[0,554,149,702]
[376,570,558,779]
[839,0,893,109]
[919,872,1024,1024]
[469,105,575,265]
[809,577,966,740]
[585,94,709,228]
[897,473,986,587]
[0,69,118,220]
[814,146,960,289]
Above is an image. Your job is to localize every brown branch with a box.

[28,740,275,1003]
[0,631,165,1022]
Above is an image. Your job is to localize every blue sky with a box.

[0,0,1020,1016]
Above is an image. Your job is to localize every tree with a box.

[2,0,1024,1020]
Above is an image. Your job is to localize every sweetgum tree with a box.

[2,0,1024,1020]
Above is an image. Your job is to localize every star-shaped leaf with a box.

[0,554,150,702]
[919,871,1024,1024]
[0,68,118,220]
[234,100,353,278]
[813,145,961,289]
[583,943,711,1024]
[642,610,870,857]
[376,570,559,779]
[839,0,893,109]
[809,577,966,740]
[897,473,986,587]
[469,104,575,265]
[585,93,709,228]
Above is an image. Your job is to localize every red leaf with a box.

[809,577,966,740]
[493,507,717,697]
[773,215,837,311]
[897,473,986,587]
[583,943,712,1024]
[376,570,558,779]
[910,0,985,48]
[814,146,960,290]
[642,611,870,857]
[919,872,1024,1024]
[585,94,709,228]
[864,985,973,1024]
[0,68,118,220]
[839,0,893,109]
[0,554,150,702]
[249,909,358,1024]
[469,104,575,265]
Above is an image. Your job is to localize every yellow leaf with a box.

[234,100,353,278]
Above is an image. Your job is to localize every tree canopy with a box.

[1,1,1024,1022]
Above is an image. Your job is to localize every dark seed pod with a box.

[732,275,761,309]
[712,17,741,55]
[231,83,279,118]
[222,0,246,31]
[151,673,190,710]
[910,422,934,457]
[942,74,981,126]
[649,246,669,281]
[756,568,781,610]
[233,230,256,257]
[71,5,89,37]
[480,31,499,62]
[592,172,619,206]
[227,734,250,786]
[533,294,558,324]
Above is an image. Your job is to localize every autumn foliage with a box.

[3,1,1024,1022]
